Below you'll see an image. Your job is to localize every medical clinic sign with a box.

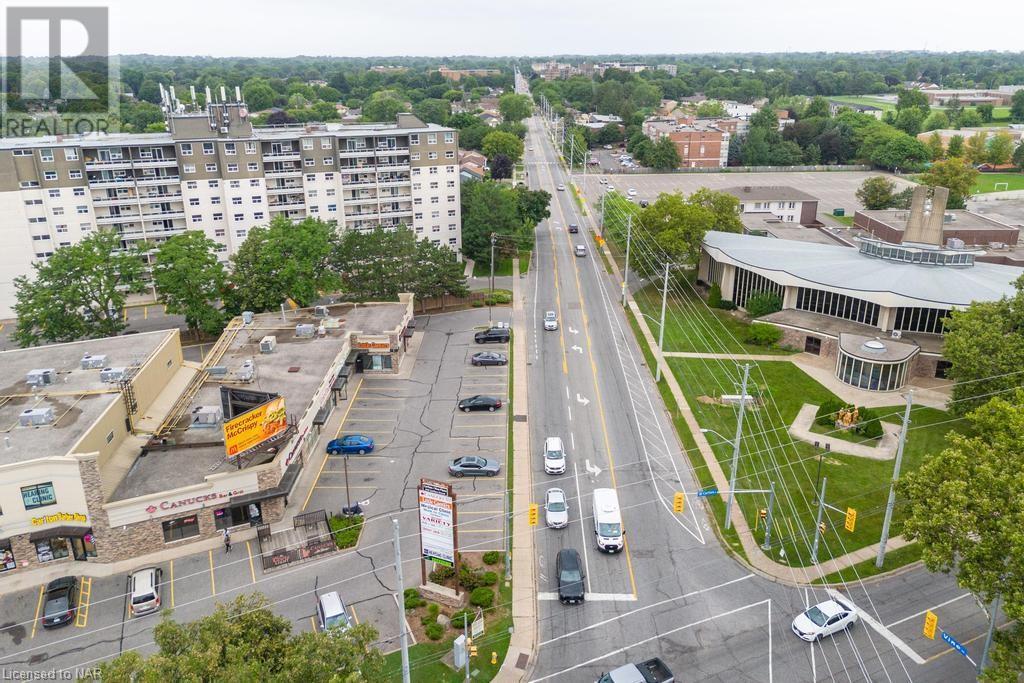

[223,396,288,457]
[418,480,455,567]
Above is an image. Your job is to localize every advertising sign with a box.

[419,480,455,567]
[223,396,288,457]
[353,334,393,351]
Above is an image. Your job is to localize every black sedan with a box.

[458,395,502,412]
[471,351,508,367]
[449,455,501,477]
[41,576,78,628]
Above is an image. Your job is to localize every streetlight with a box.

[698,362,750,531]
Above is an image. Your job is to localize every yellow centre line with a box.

[542,146,639,599]
[302,377,365,512]
[143,306,149,320]
[208,550,216,596]
[169,560,175,607]
[30,584,44,638]
[246,541,257,583]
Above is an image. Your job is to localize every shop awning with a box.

[29,526,91,542]
[313,405,331,426]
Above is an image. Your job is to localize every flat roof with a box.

[0,331,175,465]
[703,230,1023,307]
[740,217,842,245]
[723,186,818,202]
[858,209,1018,234]
[838,333,919,362]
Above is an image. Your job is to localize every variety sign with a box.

[419,480,455,567]
[223,396,288,457]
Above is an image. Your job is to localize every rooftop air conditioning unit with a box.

[259,335,277,353]
[989,242,1006,250]
[946,237,966,249]
[238,359,255,382]
[81,353,108,370]
[943,213,955,223]
[191,405,223,426]
[219,126,229,134]
[207,365,228,377]
[891,330,903,340]
[295,323,316,338]
[19,407,55,427]
[26,369,56,386]
[242,310,255,324]
[100,367,128,383]
[314,305,329,317]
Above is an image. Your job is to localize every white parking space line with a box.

[825,588,926,665]
[885,592,972,628]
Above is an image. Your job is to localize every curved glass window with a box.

[836,349,911,392]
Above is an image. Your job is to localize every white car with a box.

[603,144,613,150]
[606,186,616,193]
[544,488,569,528]
[543,436,566,475]
[557,184,566,191]
[791,598,858,642]
[529,146,535,151]
[543,311,558,331]
[627,189,637,197]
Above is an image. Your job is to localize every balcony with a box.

[142,210,185,220]
[265,169,303,179]
[96,214,141,225]
[266,184,304,195]
[379,207,414,218]
[136,175,180,186]
[262,151,301,163]
[268,201,306,210]
[374,146,409,156]
[378,163,410,173]
[139,191,183,202]
[345,195,379,206]
[377,178,411,188]
[88,177,135,189]
[84,159,132,171]
[91,195,137,206]
[132,157,178,168]
[338,148,374,159]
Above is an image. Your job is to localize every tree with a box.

[957,108,983,129]
[497,93,532,123]
[1014,141,1024,172]
[647,136,681,170]
[943,275,1024,414]
[481,130,524,165]
[860,127,930,171]
[489,153,513,179]
[695,100,728,118]
[227,216,339,313]
[1012,89,1024,123]
[361,90,406,122]
[513,185,551,226]
[856,176,898,209]
[920,158,978,209]
[895,88,930,114]
[965,131,990,165]
[899,393,1024,682]
[926,132,945,161]
[741,127,772,166]
[460,180,531,264]
[987,132,1015,166]
[152,232,226,338]
[976,103,995,123]
[98,593,384,681]
[687,188,743,234]
[412,98,450,125]
[595,123,624,145]
[242,78,277,111]
[13,231,144,346]
[333,226,417,300]
[893,107,926,136]
[922,110,949,132]
[947,134,965,158]
[637,192,717,271]
[802,96,830,119]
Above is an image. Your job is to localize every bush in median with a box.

[328,514,363,549]
[469,587,495,608]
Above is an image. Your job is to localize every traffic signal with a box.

[470,645,479,658]
[923,610,938,640]
[759,508,767,520]
[818,521,827,535]
[844,507,857,533]
[528,503,539,526]
[673,492,685,513]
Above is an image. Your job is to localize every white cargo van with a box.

[592,488,623,553]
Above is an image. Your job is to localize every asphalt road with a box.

[522,115,987,683]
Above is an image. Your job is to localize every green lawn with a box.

[633,285,796,356]
[828,96,895,112]
[473,252,532,277]
[813,542,923,585]
[971,173,1024,194]
[830,213,854,227]
[668,357,964,568]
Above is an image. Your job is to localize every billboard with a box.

[419,480,455,567]
[223,396,288,457]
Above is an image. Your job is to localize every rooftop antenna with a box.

[220,86,227,103]
[235,86,242,103]
[190,85,197,108]
[205,86,212,107]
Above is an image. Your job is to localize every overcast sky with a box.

[10,0,1024,58]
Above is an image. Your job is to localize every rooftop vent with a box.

[190,405,223,427]
[19,407,55,426]
[100,367,128,383]
[81,353,108,370]
[238,359,255,382]
[26,369,56,386]
[862,340,887,352]
[295,323,316,338]
[259,335,277,353]
[314,305,329,317]
[242,310,255,324]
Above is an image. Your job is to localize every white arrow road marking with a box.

[570,345,583,353]
[585,459,602,478]
[568,326,579,334]
[576,394,590,406]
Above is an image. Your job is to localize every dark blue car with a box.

[326,434,375,455]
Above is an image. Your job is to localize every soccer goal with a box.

[994,182,1010,192]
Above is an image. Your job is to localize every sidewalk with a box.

[494,257,537,683]
[788,404,899,461]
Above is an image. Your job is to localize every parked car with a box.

[544,488,569,528]
[316,591,353,634]
[41,577,77,629]
[639,200,649,208]
[458,395,503,412]
[568,223,579,233]
[599,177,608,185]
[557,184,566,191]
[471,351,508,366]
[128,567,163,618]
[474,327,510,344]
[449,455,501,477]
[326,434,374,455]
[628,188,638,196]
[544,311,558,331]
[791,597,858,641]
[603,144,613,149]
[556,548,585,604]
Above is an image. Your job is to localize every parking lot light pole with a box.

[343,454,352,512]
[489,233,496,325]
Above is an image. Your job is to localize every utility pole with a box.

[600,188,606,237]
[393,519,411,683]
[875,390,913,568]
[343,454,352,512]
[489,233,496,326]
[464,617,471,681]
[725,363,751,530]
[979,593,1002,674]
[621,215,632,307]
[811,477,827,565]
[655,261,670,382]
[761,481,776,551]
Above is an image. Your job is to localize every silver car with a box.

[544,488,569,528]
[543,311,558,331]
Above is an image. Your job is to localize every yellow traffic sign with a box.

[673,492,685,514]
[923,610,938,640]
[844,507,857,533]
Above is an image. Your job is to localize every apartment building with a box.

[641,119,730,168]
[0,104,461,317]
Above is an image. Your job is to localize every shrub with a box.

[420,612,436,626]
[424,622,445,640]
[745,291,783,318]
[427,602,440,617]
[429,565,455,584]
[717,299,737,311]
[744,322,782,346]
[471,300,484,308]
[708,283,723,308]
[815,398,845,427]
[450,608,473,630]
[481,571,499,586]
[469,587,494,608]
[328,514,363,549]
[403,588,425,610]
[459,565,484,591]
[856,406,884,439]
[482,551,502,565]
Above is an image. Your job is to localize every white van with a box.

[543,436,566,475]
[592,488,623,553]
[575,244,587,258]
[128,567,163,617]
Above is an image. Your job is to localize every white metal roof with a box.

[702,231,1023,308]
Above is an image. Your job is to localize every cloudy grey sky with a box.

[11,0,1024,57]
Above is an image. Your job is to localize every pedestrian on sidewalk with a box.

[224,530,232,553]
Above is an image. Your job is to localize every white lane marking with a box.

[576,393,590,406]
[568,326,579,334]
[570,344,583,353]
[825,589,926,665]
[572,461,593,594]
[538,573,755,646]
[567,404,572,422]
[570,432,575,449]
[565,385,569,400]
[768,599,773,683]
[885,591,971,628]
[536,592,638,602]
[530,599,772,682]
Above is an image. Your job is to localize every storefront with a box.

[0,540,17,572]
[29,526,96,562]
[352,334,401,374]
[214,502,263,530]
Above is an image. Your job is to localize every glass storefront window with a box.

[367,354,393,371]
[35,537,69,562]
[837,350,910,392]
[215,503,261,530]
[162,515,200,543]
[21,482,57,510]
[0,541,16,572]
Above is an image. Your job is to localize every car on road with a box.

[575,244,587,257]
[627,188,637,196]
[598,657,675,683]
[556,548,585,604]
[128,567,163,618]
[316,591,353,634]
[599,177,608,185]
[603,144,613,149]
[543,311,558,331]
[326,434,374,455]
[471,351,507,366]
[474,327,510,344]
[791,597,858,641]
[639,200,649,208]
[544,488,569,528]
[528,146,534,151]
[606,186,616,193]
[458,395,503,412]
[543,436,566,474]
[568,223,579,233]
[449,455,501,477]
[557,184,566,191]
[41,577,77,629]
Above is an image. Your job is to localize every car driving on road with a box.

[471,351,507,366]
[326,434,374,455]
[543,311,558,331]
[791,597,858,641]
[556,548,585,604]
[41,577,77,629]
[449,455,501,477]
[568,223,579,233]
[543,436,566,474]
[544,487,569,528]
[458,395,503,412]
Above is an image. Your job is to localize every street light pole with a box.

[655,261,670,382]
[724,363,751,530]
[876,390,913,568]
[621,215,632,307]
[761,481,776,551]
[811,477,827,565]
[489,233,496,326]
[392,519,411,683]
